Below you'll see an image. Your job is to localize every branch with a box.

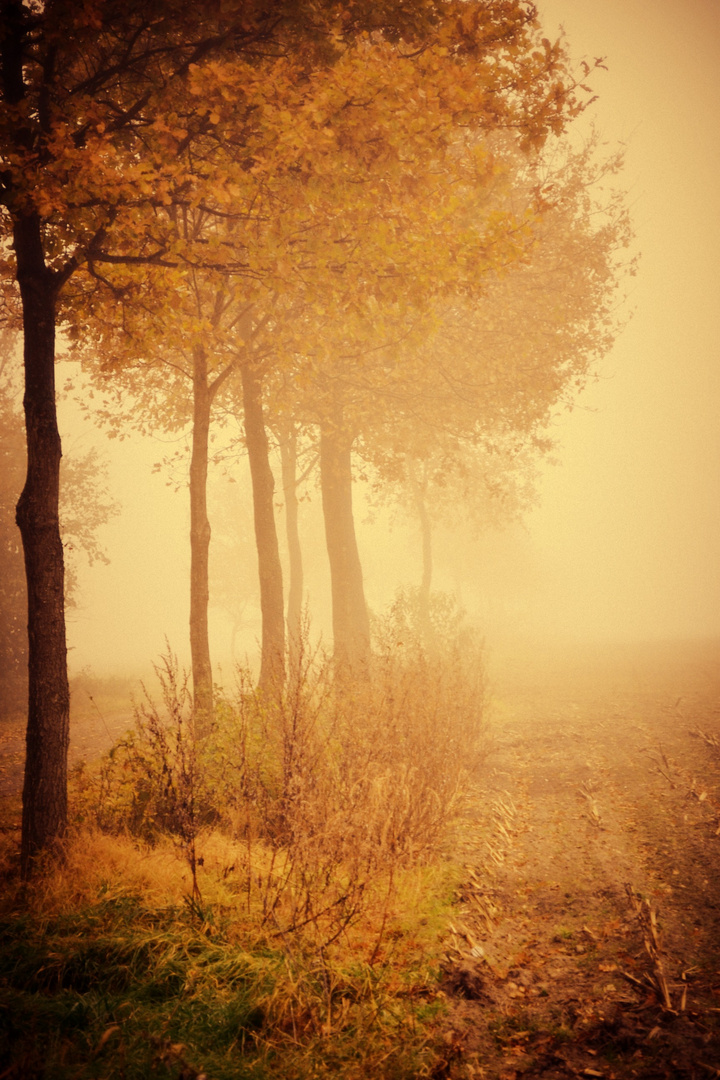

[207,356,237,403]
[90,248,178,267]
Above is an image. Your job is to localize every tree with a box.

[392,441,539,641]
[75,6,586,691]
[0,0,353,861]
[282,135,632,663]
[0,336,26,717]
[240,355,286,693]
[0,0,278,871]
[1,0,586,867]
[275,419,317,676]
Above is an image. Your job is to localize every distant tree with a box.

[0,342,26,717]
[301,136,633,662]
[394,441,539,641]
[274,419,317,676]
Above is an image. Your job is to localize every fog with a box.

[58,0,720,682]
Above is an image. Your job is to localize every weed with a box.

[77,613,486,957]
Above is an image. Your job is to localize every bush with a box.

[78,600,487,949]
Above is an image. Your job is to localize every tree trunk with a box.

[189,345,214,726]
[279,425,303,675]
[241,363,285,693]
[14,211,70,876]
[407,456,433,645]
[319,420,370,675]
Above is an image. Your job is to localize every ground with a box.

[1,639,719,1079]
[439,638,720,1079]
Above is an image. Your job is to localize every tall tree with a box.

[77,9,586,690]
[276,420,315,676]
[0,335,117,719]
[319,406,372,673]
[1,0,584,866]
[241,357,286,692]
[284,136,632,658]
[77,262,242,722]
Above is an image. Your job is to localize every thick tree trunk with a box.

[319,421,370,674]
[14,212,70,876]
[189,346,214,725]
[279,425,303,674]
[407,456,433,644]
[241,363,285,693]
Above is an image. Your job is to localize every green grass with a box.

[2,626,487,1077]
[0,844,452,1080]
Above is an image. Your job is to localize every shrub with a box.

[78,600,487,949]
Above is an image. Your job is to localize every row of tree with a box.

[0,0,631,874]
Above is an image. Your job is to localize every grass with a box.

[0,829,456,1079]
[0,596,488,1079]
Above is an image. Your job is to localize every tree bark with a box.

[241,362,285,693]
[279,425,303,675]
[189,345,214,725]
[319,420,370,675]
[14,211,70,876]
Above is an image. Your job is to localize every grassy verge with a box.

[0,829,458,1079]
[1,598,487,1078]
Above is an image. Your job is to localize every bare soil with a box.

[440,638,720,1080]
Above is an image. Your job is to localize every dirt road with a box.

[442,638,720,1079]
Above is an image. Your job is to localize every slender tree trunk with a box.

[279,425,303,674]
[319,420,370,674]
[189,345,214,725]
[407,456,433,644]
[241,363,285,692]
[14,211,70,876]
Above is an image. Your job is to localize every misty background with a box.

[56,0,720,682]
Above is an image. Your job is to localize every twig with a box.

[625,884,674,1010]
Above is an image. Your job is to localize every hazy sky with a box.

[524,0,720,642]
[59,0,720,676]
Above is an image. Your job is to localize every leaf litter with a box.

[436,641,720,1079]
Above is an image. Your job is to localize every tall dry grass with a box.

[0,595,487,1078]
[73,596,486,952]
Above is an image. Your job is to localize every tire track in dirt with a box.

[441,644,720,1079]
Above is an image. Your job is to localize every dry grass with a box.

[0,599,487,1078]
[0,822,458,1079]
[73,617,487,949]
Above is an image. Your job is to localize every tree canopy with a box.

[1,0,625,872]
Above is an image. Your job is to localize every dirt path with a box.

[441,639,720,1079]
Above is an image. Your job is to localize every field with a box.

[1,638,719,1079]
[442,637,720,1078]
